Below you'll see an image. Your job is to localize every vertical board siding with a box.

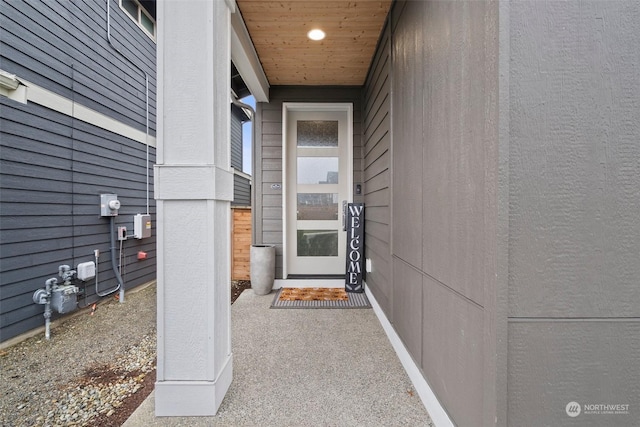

[508,0,640,318]
[255,86,362,279]
[391,0,424,271]
[365,1,637,425]
[0,0,157,343]
[506,1,640,424]
[382,1,499,425]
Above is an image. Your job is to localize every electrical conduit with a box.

[94,217,124,299]
[106,0,150,215]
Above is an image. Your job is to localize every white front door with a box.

[284,103,352,276]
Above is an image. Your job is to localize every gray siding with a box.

[508,321,640,426]
[508,0,640,317]
[255,86,362,279]
[1,99,156,343]
[230,106,244,171]
[363,0,640,425]
[232,174,251,207]
[367,1,499,425]
[362,22,392,316]
[0,0,156,135]
[230,105,251,206]
[0,0,157,343]
[506,1,640,425]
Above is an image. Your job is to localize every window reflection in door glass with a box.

[297,230,338,256]
[297,193,339,220]
[297,157,338,184]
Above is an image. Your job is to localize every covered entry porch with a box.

[154,0,413,420]
[155,0,640,425]
[125,291,435,425]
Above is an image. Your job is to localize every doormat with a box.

[271,288,371,309]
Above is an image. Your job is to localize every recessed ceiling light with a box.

[307,29,326,41]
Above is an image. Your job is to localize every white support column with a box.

[154,0,234,416]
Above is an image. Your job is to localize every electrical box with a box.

[77,261,96,281]
[100,194,120,217]
[118,226,127,241]
[134,214,152,239]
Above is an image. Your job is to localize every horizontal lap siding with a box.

[230,110,243,171]
[255,97,283,276]
[231,108,251,206]
[1,99,157,342]
[232,175,251,207]
[231,208,251,280]
[0,0,157,343]
[363,23,392,316]
[0,0,156,135]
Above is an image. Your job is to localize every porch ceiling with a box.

[235,0,392,86]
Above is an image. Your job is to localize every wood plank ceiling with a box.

[236,1,392,86]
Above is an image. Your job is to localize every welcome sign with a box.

[345,203,365,293]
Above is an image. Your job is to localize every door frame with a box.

[282,102,354,279]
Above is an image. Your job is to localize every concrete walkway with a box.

[124,290,433,426]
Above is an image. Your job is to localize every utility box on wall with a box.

[100,193,120,216]
[134,214,152,239]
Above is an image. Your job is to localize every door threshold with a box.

[274,278,345,289]
[287,274,344,280]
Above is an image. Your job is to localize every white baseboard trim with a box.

[365,284,454,427]
[154,354,233,416]
[273,279,344,289]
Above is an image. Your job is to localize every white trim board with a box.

[232,167,252,181]
[365,283,455,427]
[1,74,155,147]
[155,354,233,416]
[231,7,269,102]
[0,69,27,104]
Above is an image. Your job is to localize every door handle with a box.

[342,200,348,231]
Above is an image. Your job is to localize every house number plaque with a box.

[345,203,365,293]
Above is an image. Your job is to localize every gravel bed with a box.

[0,283,157,427]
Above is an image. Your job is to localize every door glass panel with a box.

[297,157,338,184]
[286,107,350,275]
[297,120,339,147]
[297,230,339,256]
[297,193,339,220]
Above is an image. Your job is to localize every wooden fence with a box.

[231,207,252,280]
